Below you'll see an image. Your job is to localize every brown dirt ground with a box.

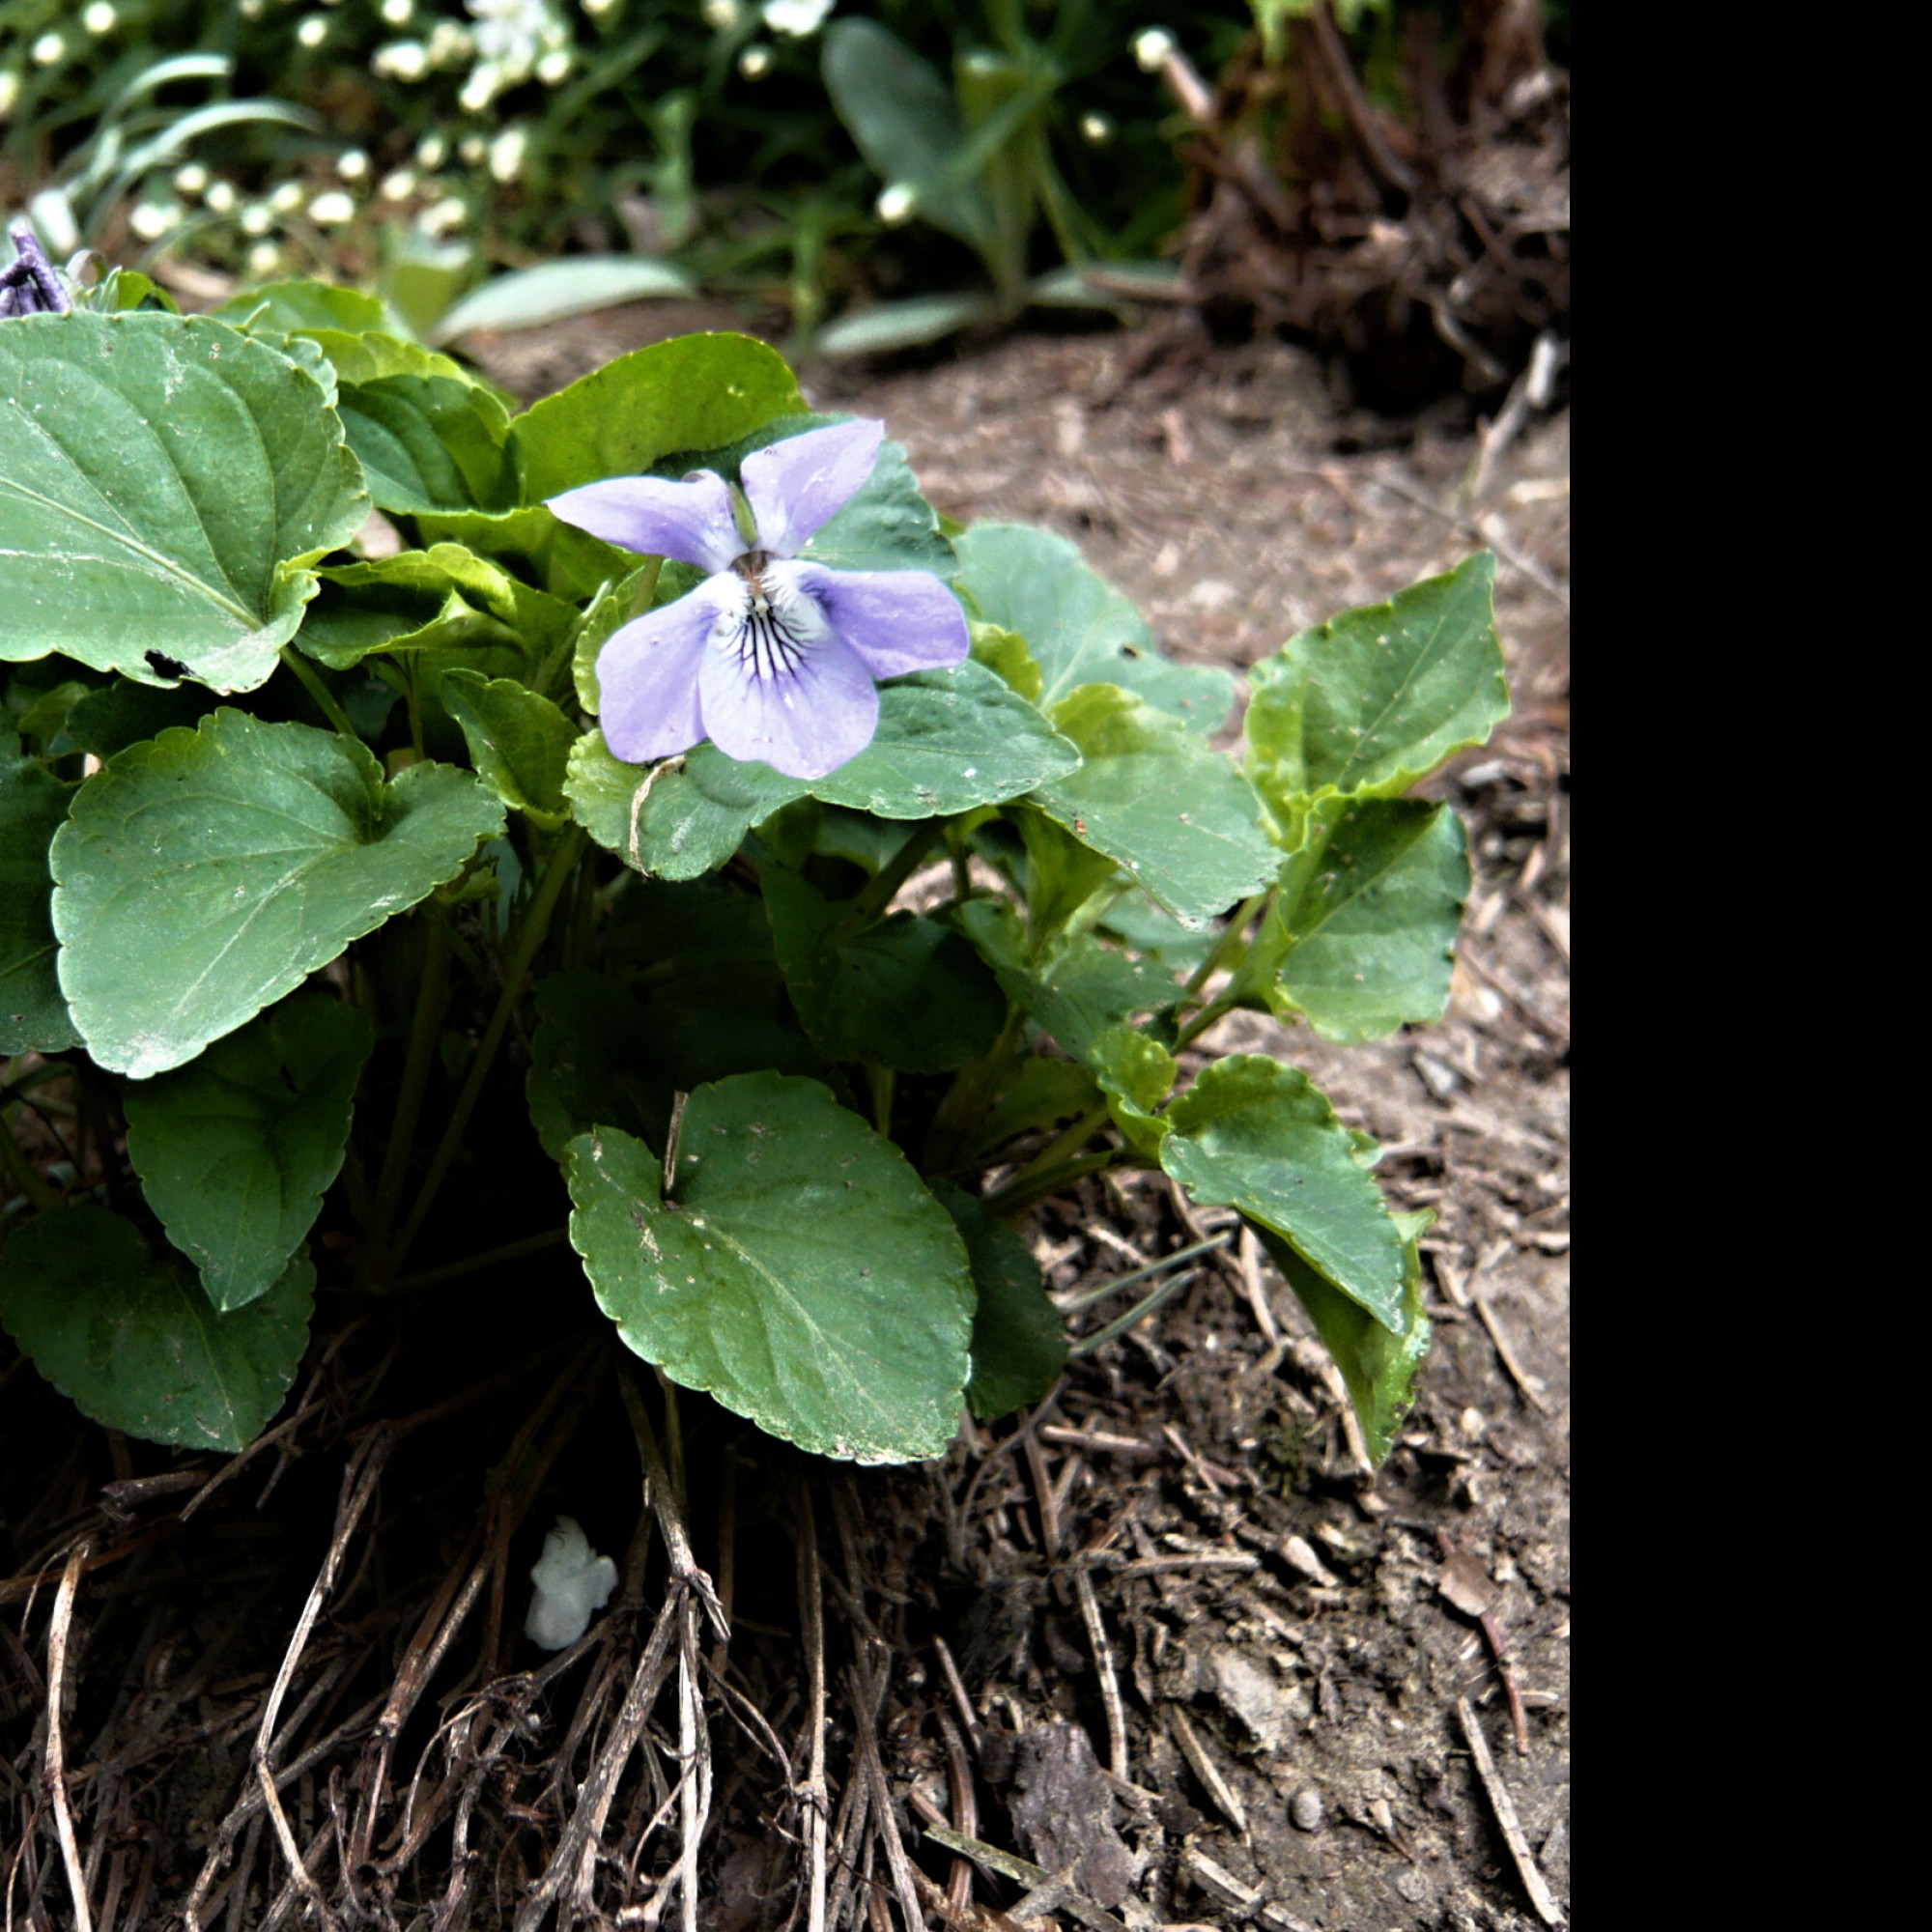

[2,307,1569,1931]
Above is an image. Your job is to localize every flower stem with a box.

[1181,895,1264,1004]
[921,1001,1027,1173]
[867,1065,895,1138]
[394,1224,571,1293]
[1170,893,1267,1051]
[278,647,358,741]
[847,818,949,927]
[384,827,585,1279]
[1005,1100,1112,1192]
[364,914,451,1265]
[982,1148,1126,1220]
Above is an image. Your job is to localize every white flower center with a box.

[712,557,828,683]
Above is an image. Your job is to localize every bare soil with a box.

[2,307,1570,1930]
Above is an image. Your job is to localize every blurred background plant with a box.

[3,0,1565,385]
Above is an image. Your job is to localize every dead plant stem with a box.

[46,1543,95,1932]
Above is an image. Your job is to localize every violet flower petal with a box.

[784,562,971,679]
[742,418,885,558]
[547,470,744,572]
[1,225,70,316]
[697,628,881,781]
[595,582,724,763]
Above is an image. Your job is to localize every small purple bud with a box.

[0,225,71,317]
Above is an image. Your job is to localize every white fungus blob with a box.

[525,1516,618,1649]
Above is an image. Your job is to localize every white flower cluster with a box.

[121,139,452,274]
[763,0,833,36]
[374,15,478,84]
[460,0,574,109]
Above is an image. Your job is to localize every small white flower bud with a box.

[1133,27,1175,71]
[0,72,18,121]
[83,3,119,36]
[738,43,772,79]
[379,168,417,201]
[336,148,370,181]
[248,242,283,277]
[702,0,742,28]
[488,127,528,183]
[31,33,66,67]
[583,0,619,15]
[308,189,356,225]
[297,16,329,49]
[204,181,238,213]
[416,133,447,168]
[875,182,917,224]
[174,162,210,197]
[536,48,572,83]
[374,40,430,80]
[459,133,487,163]
[270,181,306,213]
[763,0,832,36]
[240,203,273,236]
[1079,111,1113,144]
[129,202,181,241]
[418,196,469,237]
[381,0,414,22]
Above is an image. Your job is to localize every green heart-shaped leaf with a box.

[440,669,576,826]
[1244,554,1508,823]
[568,1084,976,1462]
[567,729,809,879]
[512,333,805,505]
[569,664,1077,877]
[213,278,400,336]
[51,710,503,1077]
[1160,1055,1406,1330]
[1237,798,1471,1043]
[417,504,637,604]
[124,991,373,1310]
[765,868,1006,1073]
[0,1206,312,1451]
[931,1181,1065,1418]
[1028,684,1278,927]
[0,312,368,692]
[298,542,575,671]
[1253,1213,1433,1465]
[811,663,1082,819]
[953,524,1235,731]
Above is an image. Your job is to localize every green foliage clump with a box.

[1,275,1506,1466]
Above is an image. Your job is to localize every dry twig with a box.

[1164,1704,1247,1837]
[45,1543,95,1932]
[1071,1567,1129,1781]
[1455,1696,1564,1926]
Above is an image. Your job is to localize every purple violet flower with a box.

[1,225,71,318]
[546,417,970,781]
